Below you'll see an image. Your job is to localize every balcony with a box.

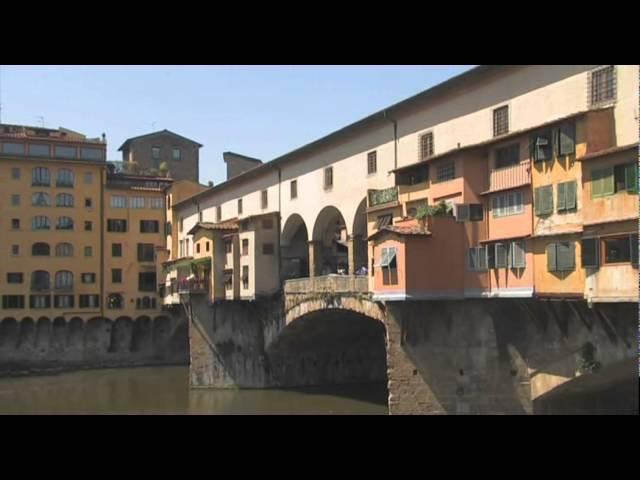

[368,187,399,211]
[489,160,531,192]
[177,277,210,295]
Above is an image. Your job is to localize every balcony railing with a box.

[177,278,210,295]
[368,186,399,208]
[489,160,531,192]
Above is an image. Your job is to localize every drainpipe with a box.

[383,110,398,171]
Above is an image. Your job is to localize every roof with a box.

[118,129,203,151]
[174,65,504,208]
[0,123,104,145]
[577,143,638,162]
[187,220,239,235]
[223,151,263,164]
[368,224,432,241]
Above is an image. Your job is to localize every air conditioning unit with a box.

[454,204,470,222]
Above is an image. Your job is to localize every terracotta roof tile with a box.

[368,224,431,241]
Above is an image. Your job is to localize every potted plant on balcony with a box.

[415,201,452,232]
[159,161,170,177]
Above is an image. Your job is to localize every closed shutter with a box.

[487,244,495,269]
[477,246,487,270]
[581,238,599,268]
[534,188,541,216]
[631,234,638,266]
[558,123,576,156]
[625,163,638,193]
[456,204,469,222]
[511,241,526,268]
[546,243,557,272]
[557,242,576,271]
[536,186,553,216]
[592,167,615,198]
[566,181,577,210]
[557,182,566,212]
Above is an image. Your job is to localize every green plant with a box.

[159,161,170,176]
[416,201,452,219]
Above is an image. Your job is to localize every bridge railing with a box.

[284,274,369,294]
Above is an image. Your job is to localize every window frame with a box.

[367,150,377,175]
[493,105,509,137]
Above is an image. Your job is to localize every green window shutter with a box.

[568,241,576,270]
[495,243,508,268]
[591,167,614,198]
[487,244,495,269]
[541,185,553,215]
[557,242,576,272]
[581,238,599,269]
[591,169,603,198]
[511,240,526,268]
[534,188,541,216]
[625,163,638,193]
[566,181,577,210]
[557,182,566,212]
[547,243,557,272]
[468,248,477,271]
[602,168,615,196]
[558,122,576,156]
[631,234,638,266]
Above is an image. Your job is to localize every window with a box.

[7,273,23,284]
[32,167,50,186]
[380,247,398,285]
[31,271,50,291]
[111,196,128,208]
[468,246,488,271]
[56,169,74,187]
[11,219,20,230]
[263,243,275,255]
[557,122,576,156]
[493,105,509,137]
[242,266,249,289]
[172,148,181,161]
[107,219,127,232]
[238,198,243,214]
[591,166,615,198]
[11,167,20,179]
[81,273,96,284]
[107,293,123,310]
[196,243,201,254]
[494,243,509,268]
[152,147,161,160]
[511,240,526,268]
[32,192,51,207]
[262,218,274,230]
[85,198,93,208]
[29,144,49,157]
[206,241,210,252]
[32,216,51,230]
[54,295,74,308]
[84,172,93,184]
[324,167,333,190]
[130,197,145,209]
[11,194,20,206]
[55,243,73,257]
[84,221,92,231]
[225,240,233,254]
[261,190,268,209]
[290,180,297,199]
[179,240,185,258]
[2,295,25,309]
[581,238,599,268]
[216,206,222,222]
[137,243,155,262]
[242,239,249,256]
[138,272,156,292]
[435,161,455,183]
[495,144,520,169]
[84,246,92,257]
[614,163,638,194]
[376,214,392,230]
[469,204,484,221]
[224,270,233,290]
[80,148,102,160]
[112,269,122,283]
[590,65,616,106]
[140,220,159,233]
[2,142,25,155]
[79,295,100,308]
[419,132,434,160]
[367,151,377,175]
[603,236,633,264]
[56,193,74,207]
[556,181,577,213]
[56,216,74,230]
[492,191,524,218]
[547,242,575,272]
[532,130,552,162]
[11,245,19,256]
[55,271,73,290]
[534,185,553,216]
[30,295,51,309]
[112,243,122,257]
[54,146,76,159]
[32,242,50,256]
[149,198,164,209]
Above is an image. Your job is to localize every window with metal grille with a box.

[31,271,50,291]
[435,161,455,183]
[56,216,74,230]
[242,239,249,256]
[32,167,50,186]
[140,220,159,233]
[138,272,156,292]
[420,132,434,160]
[32,242,50,256]
[242,266,249,289]
[79,294,100,308]
[2,295,25,309]
[367,151,377,175]
[32,216,50,230]
[55,271,73,290]
[263,243,274,255]
[56,169,74,187]
[494,144,520,169]
[112,269,122,283]
[324,167,333,189]
[55,243,73,257]
[589,65,616,106]
[290,180,297,199]
[7,273,23,283]
[493,106,509,137]
[32,192,51,207]
[137,243,155,262]
[261,190,268,209]
[56,193,74,207]
[238,198,243,214]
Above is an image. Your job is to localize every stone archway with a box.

[311,206,349,276]
[281,214,310,280]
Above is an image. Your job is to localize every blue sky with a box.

[1,65,474,184]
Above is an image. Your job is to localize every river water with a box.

[0,366,388,414]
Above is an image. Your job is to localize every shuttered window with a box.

[591,167,615,198]
[531,131,552,162]
[495,243,509,268]
[557,181,577,213]
[381,247,398,285]
[547,242,575,272]
[511,241,526,268]
[581,238,599,268]
[614,163,638,193]
[468,246,488,271]
[495,144,520,169]
[558,122,576,156]
[534,185,553,216]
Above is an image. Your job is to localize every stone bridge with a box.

[185,280,638,414]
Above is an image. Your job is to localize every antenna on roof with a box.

[37,116,45,127]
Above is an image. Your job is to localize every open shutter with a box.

[625,163,638,193]
[495,243,508,268]
[567,241,576,270]
[537,185,553,215]
[566,181,577,210]
[468,248,477,270]
[558,122,576,156]
[534,188,541,216]
[557,182,566,212]
[511,241,526,268]
[477,246,487,270]
[631,234,638,266]
[593,167,615,197]
[547,243,557,272]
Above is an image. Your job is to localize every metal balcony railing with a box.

[489,160,531,192]
[177,278,210,294]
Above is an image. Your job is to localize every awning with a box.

[191,257,212,268]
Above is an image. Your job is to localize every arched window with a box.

[32,167,50,186]
[56,216,74,230]
[56,169,74,187]
[55,271,73,290]
[107,293,123,309]
[55,243,73,257]
[32,216,51,230]
[31,271,50,290]
[32,242,50,256]
[56,193,74,207]
[32,192,51,206]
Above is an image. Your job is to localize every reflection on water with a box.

[0,366,388,414]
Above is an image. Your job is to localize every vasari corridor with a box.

[0,65,638,415]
